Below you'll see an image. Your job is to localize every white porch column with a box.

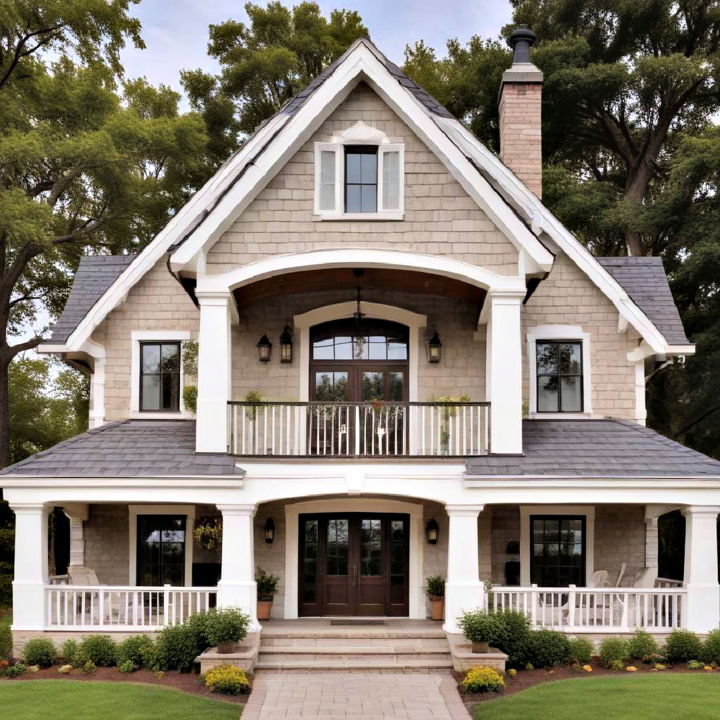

[11,503,48,630]
[62,503,88,568]
[682,505,720,633]
[444,504,484,634]
[485,290,524,454]
[216,504,259,630]
[196,291,234,453]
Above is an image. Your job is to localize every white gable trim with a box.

[169,40,554,273]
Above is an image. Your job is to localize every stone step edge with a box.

[258,646,450,655]
[254,659,454,670]
[260,631,447,639]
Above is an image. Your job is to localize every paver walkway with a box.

[242,670,470,719]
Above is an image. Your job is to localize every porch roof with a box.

[465,419,720,478]
[0,420,240,477]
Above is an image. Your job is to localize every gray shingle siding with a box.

[466,419,720,477]
[597,257,689,345]
[49,255,135,343]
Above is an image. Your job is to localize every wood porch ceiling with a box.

[233,268,487,309]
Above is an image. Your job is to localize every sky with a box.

[119,0,513,96]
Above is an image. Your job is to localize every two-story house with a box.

[3,30,720,669]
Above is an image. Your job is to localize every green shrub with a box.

[599,637,629,668]
[117,635,154,668]
[525,629,570,668]
[2,662,26,678]
[157,623,201,672]
[22,638,56,668]
[460,666,505,693]
[487,610,532,669]
[687,659,704,670]
[703,629,720,664]
[77,635,117,667]
[627,630,659,661]
[82,660,97,674]
[568,637,593,664]
[425,575,445,598]
[118,659,135,674]
[610,659,625,670]
[186,611,212,649]
[138,639,162,671]
[206,608,251,647]
[458,610,498,643]
[0,616,11,659]
[255,568,279,599]
[665,630,703,663]
[202,665,251,695]
[59,639,78,666]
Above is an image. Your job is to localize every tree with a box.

[0,5,210,467]
[181,1,368,162]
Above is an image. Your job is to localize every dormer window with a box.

[314,123,404,220]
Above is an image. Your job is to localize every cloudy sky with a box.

[119,0,513,95]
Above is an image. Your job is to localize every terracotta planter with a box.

[257,598,273,621]
[428,595,444,621]
[217,640,236,654]
[471,640,490,654]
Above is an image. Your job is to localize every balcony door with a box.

[299,513,410,616]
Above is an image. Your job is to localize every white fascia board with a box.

[170,40,554,274]
[439,118,678,356]
[61,113,291,353]
[464,475,720,485]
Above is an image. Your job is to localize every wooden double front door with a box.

[298,513,410,617]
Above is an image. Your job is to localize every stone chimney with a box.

[499,27,543,197]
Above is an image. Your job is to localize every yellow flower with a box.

[507,668,517,678]
[582,664,593,672]
[626,666,637,672]
[654,664,666,670]
[704,666,713,672]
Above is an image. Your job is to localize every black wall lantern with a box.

[264,517,276,544]
[279,324,293,364]
[257,334,272,362]
[426,518,439,545]
[427,330,442,363]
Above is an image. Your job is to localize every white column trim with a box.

[284,497,424,619]
[519,505,595,586]
[11,503,48,630]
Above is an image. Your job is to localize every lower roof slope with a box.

[466,419,720,477]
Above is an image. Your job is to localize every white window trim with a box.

[519,505,595,587]
[527,325,592,418]
[313,122,405,220]
[128,504,195,586]
[130,330,193,419]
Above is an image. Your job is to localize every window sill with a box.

[130,411,194,421]
[527,412,592,420]
[313,211,404,222]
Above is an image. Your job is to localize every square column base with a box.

[685,584,720,634]
[217,580,261,632]
[11,581,46,631]
[443,581,485,634]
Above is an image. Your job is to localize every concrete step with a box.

[260,636,450,650]
[254,657,454,672]
[258,647,450,661]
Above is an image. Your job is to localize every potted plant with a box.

[256,567,279,621]
[206,608,251,654]
[458,610,497,653]
[425,575,445,621]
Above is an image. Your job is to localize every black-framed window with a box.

[140,342,180,412]
[136,514,186,586]
[536,340,583,412]
[530,515,585,587]
[345,145,377,213]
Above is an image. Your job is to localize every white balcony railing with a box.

[45,585,217,630]
[489,585,686,632]
[228,401,490,457]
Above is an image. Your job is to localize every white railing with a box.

[656,577,684,588]
[228,401,490,457]
[45,585,217,630]
[489,585,686,632]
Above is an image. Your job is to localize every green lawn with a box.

[0,680,240,719]
[474,674,720,720]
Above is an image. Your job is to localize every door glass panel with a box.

[360,519,382,576]
[388,372,404,401]
[530,516,585,587]
[362,371,384,401]
[390,519,406,586]
[327,519,349,576]
[315,371,349,401]
[137,515,186,586]
[302,519,318,602]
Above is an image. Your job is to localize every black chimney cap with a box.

[507,26,537,65]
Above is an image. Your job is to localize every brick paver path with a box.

[242,671,470,719]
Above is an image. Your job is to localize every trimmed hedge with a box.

[599,637,629,668]
[568,637,594,664]
[77,635,117,667]
[526,629,571,668]
[22,638,56,668]
[664,630,703,663]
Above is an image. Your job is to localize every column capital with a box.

[10,502,47,514]
[682,505,720,519]
[445,504,484,517]
[216,503,257,517]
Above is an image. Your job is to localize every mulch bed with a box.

[456,657,715,707]
[2,666,249,704]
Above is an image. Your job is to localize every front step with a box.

[257,625,453,672]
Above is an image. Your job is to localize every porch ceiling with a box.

[232,268,486,310]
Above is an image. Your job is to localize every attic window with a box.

[314,138,404,220]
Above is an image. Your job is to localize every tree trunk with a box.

[0,354,9,469]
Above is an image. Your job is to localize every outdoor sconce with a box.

[427,330,442,364]
[264,517,276,544]
[426,518,439,545]
[257,334,272,362]
[279,324,293,364]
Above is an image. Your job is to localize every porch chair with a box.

[67,566,129,624]
[539,570,610,626]
[614,562,627,587]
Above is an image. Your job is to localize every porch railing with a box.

[45,585,217,630]
[489,585,686,632]
[228,401,490,457]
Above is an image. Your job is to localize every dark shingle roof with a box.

[597,257,689,345]
[466,419,720,477]
[0,420,240,477]
[49,255,135,343]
